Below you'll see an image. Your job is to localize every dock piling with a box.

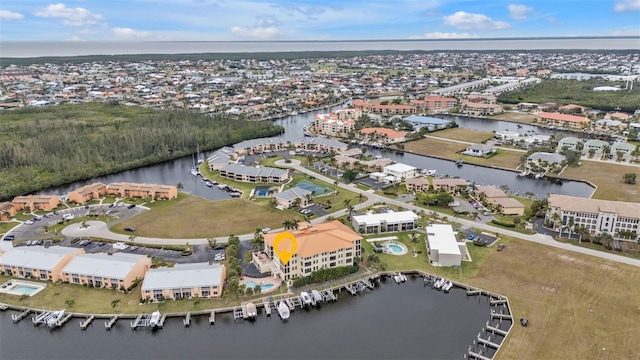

[80,315,95,330]
[13,309,30,323]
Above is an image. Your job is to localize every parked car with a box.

[24,220,35,225]
[124,227,136,232]
[497,244,506,251]
[3,235,15,241]
[262,227,271,234]
[127,204,136,209]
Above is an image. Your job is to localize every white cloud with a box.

[614,0,640,12]
[547,17,563,25]
[508,4,533,20]
[35,3,103,26]
[66,36,85,42]
[231,26,283,39]
[443,11,510,31]
[422,32,479,39]
[112,27,155,39]
[0,10,25,20]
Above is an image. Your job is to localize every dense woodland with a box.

[0,102,283,200]
[498,79,640,113]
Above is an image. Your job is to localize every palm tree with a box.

[567,216,575,239]
[290,219,300,230]
[409,233,420,256]
[346,205,355,220]
[343,198,351,208]
[176,182,184,192]
[252,228,265,251]
[551,212,561,231]
[282,220,293,230]
[357,193,364,204]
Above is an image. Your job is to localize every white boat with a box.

[190,168,199,176]
[311,290,323,305]
[433,278,444,289]
[277,301,290,320]
[246,302,257,318]
[442,281,453,293]
[204,181,213,187]
[47,309,65,327]
[217,184,227,190]
[393,274,401,284]
[300,292,313,306]
[399,273,407,282]
[421,169,437,176]
[149,311,161,327]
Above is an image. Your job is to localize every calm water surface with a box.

[0,278,495,360]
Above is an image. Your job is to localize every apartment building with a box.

[352,99,417,115]
[537,112,591,129]
[351,211,419,234]
[296,137,348,153]
[262,220,362,282]
[314,110,360,137]
[273,186,313,209]
[411,95,457,112]
[141,262,225,300]
[0,202,16,221]
[219,164,289,183]
[106,182,177,200]
[405,178,431,193]
[547,194,640,242]
[383,163,417,181]
[0,246,85,282]
[431,178,469,194]
[359,127,408,144]
[233,137,288,156]
[11,195,59,212]
[61,253,151,290]
[68,182,107,205]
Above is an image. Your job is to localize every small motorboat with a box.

[246,302,257,319]
[399,273,407,282]
[300,292,313,306]
[393,274,401,284]
[442,281,453,293]
[311,290,323,305]
[278,301,290,320]
[204,181,213,187]
[47,309,65,328]
[149,311,161,327]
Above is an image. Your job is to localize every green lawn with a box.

[0,222,19,234]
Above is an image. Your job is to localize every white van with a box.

[63,214,74,220]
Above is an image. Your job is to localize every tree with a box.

[512,217,521,228]
[176,182,184,191]
[623,172,637,184]
[551,212,561,231]
[436,191,454,206]
[616,151,624,162]
[357,193,364,204]
[567,216,575,239]
[111,299,121,310]
[409,233,420,256]
[346,205,355,220]
[282,219,293,230]
[252,229,265,251]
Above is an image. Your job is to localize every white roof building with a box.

[383,163,417,180]
[426,224,463,267]
[352,211,418,234]
[0,246,84,282]
[62,253,149,279]
[141,262,226,299]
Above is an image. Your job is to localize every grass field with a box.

[404,137,523,169]
[561,160,640,202]
[429,128,494,143]
[489,112,538,124]
[0,222,19,234]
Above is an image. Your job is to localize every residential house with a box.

[273,186,313,209]
[547,194,640,242]
[425,224,464,267]
[606,112,631,121]
[107,182,177,200]
[383,163,417,181]
[537,112,591,129]
[11,195,59,212]
[405,178,431,193]
[219,164,289,183]
[141,262,226,300]
[262,220,362,282]
[431,178,469,194]
[351,211,419,234]
[582,139,610,155]
[68,182,107,205]
[333,154,360,169]
[0,202,16,221]
[61,253,151,290]
[556,137,583,152]
[0,246,85,282]
[611,142,636,158]
[527,152,567,167]
[462,144,496,157]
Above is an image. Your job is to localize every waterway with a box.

[39,103,594,200]
[0,278,496,360]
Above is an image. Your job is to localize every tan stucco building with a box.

[68,182,107,204]
[11,195,60,212]
[141,262,226,300]
[107,182,177,200]
[0,246,85,282]
[61,253,151,290]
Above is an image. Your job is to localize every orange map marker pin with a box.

[273,232,298,265]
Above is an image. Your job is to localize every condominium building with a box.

[546,194,640,242]
[106,182,177,200]
[262,220,362,282]
[431,178,469,194]
[411,95,457,112]
[425,224,464,267]
[359,127,408,144]
[537,112,591,129]
[68,182,107,205]
[11,195,59,212]
[273,186,313,209]
[352,99,417,115]
[0,202,16,221]
[61,253,151,290]
[351,211,419,234]
[233,137,288,156]
[141,262,226,300]
[405,178,431,193]
[314,111,357,137]
[0,246,85,282]
[219,164,289,183]
[383,163,417,181]
[296,137,348,153]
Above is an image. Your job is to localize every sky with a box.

[0,0,639,42]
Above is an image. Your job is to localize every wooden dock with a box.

[467,289,481,296]
[320,289,337,302]
[130,314,144,329]
[12,309,30,323]
[158,314,167,328]
[486,323,508,336]
[467,348,492,360]
[476,334,500,349]
[104,315,119,330]
[183,313,191,327]
[491,313,512,320]
[209,311,215,325]
[290,297,302,308]
[263,299,272,317]
[285,298,294,311]
[0,304,8,311]
[80,315,95,330]
[233,307,244,320]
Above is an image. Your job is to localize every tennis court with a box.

[296,180,330,195]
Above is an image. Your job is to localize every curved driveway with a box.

[52,159,640,268]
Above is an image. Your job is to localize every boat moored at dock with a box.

[277,301,290,320]
[300,292,313,306]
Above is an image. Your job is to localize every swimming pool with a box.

[254,186,272,197]
[0,280,47,297]
[245,281,274,292]
[387,244,404,254]
[382,241,408,256]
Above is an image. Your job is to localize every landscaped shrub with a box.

[491,219,516,228]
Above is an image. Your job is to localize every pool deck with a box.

[0,279,47,297]
[240,276,282,294]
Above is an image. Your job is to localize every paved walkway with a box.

[55,158,640,268]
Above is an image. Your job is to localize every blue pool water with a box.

[388,244,404,254]
[254,186,271,197]
[12,285,39,295]
[245,281,274,291]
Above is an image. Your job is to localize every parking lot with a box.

[299,203,328,218]
[460,228,498,246]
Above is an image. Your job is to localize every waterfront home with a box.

[425,224,464,267]
[556,137,583,152]
[273,186,313,209]
[261,220,362,282]
[474,185,508,202]
[546,194,640,242]
[296,137,348,153]
[0,202,17,221]
[0,246,84,282]
[405,178,431,193]
[537,112,590,129]
[359,127,408,144]
[431,178,469,194]
[219,164,289,183]
[11,194,59,212]
[351,210,419,234]
[582,139,610,155]
[462,144,496,157]
[107,182,178,200]
[141,262,225,300]
[526,152,567,167]
[490,197,525,216]
[333,154,360,169]
[595,119,626,132]
[233,137,288,156]
[383,163,417,181]
[61,253,151,290]
[68,182,107,205]
[206,146,235,171]
[361,157,394,172]
[611,142,636,158]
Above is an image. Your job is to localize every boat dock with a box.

[485,321,508,336]
[31,310,50,325]
[263,299,274,317]
[104,316,119,330]
[467,347,493,360]
[290,296,302,308]
[209,311,215,325]
[57,313,73,328]
[0,304,8,311]
[80,315,95,330]
[233,306,244,320]
[183,313,191,327]
[320,289,337,302]
[12,309,30,323]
